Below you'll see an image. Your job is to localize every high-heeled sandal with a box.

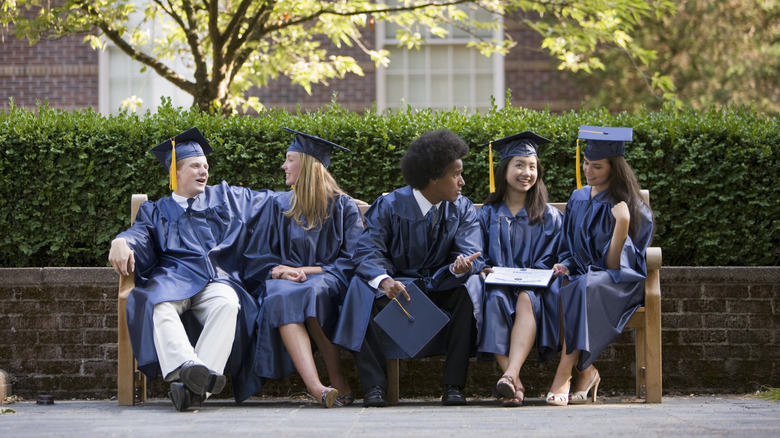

[569,369,600,404]
[546,378,570,406]
[495,375,516,399]
[546,392,569,406]
[321,387,339,408]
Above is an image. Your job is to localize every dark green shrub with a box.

[1,99,777,267]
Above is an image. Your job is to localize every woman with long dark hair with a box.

[545,126,654,406]
[478,131,563,407]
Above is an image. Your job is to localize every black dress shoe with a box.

[169,382,202,412]
[442,385,467,406]
[363,385,388,407]
[207,371,227,395]
[179,362,211,395]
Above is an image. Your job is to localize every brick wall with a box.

[0,33,99,111]
[1,16,583,115]
[0,266,777,401]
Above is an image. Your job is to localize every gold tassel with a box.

[488,141,495,193]
[169,138,177,191]
[576,139,582,190]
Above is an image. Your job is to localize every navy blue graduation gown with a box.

[243,192,363,380]
[119,181,271,403]
[333,186,485,358]
[550,187,654,370]
[477,202,563,362]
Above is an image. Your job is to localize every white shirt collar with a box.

[171,193,196,210]
[412,189,441,216]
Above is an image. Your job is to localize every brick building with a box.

[0,12,584,115]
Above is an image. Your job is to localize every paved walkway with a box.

[2,395,779,437]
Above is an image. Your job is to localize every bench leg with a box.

[117,292,135,406]
[635,326,646,398]
[387,359,399,405]
[644,268,663,403]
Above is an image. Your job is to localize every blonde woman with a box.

[244,128,363,408]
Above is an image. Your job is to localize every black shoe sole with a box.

[169,383,191,411]
[208,373,227,395]
[180,364,210,395]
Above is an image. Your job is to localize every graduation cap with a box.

[486,131,551,193]
[283,127,349,169]
[150,127,213,191]
[575,125,633,189]
[373,281,450,358]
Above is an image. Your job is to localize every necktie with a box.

[426,205,437,237]
[186,197,195,212]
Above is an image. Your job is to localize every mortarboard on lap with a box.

[374,282,450,358]
[150,127,213,191]
[283,127,350,169]
[486,131,551,193]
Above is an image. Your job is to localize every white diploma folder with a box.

[484,267,555,288]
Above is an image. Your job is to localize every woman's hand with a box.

[552,263,569,277]
[611,201,630,226]
[480,266,494,279]
[272,265,307,282]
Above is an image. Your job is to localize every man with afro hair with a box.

[334,129,484,407]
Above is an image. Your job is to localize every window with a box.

[98,2,192,115]
[376,5,504,112]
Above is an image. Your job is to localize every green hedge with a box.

[1,99,777,267]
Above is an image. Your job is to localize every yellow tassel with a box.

[576,139,582,190]
[169,138,177,191]
[392,297,413,319]
[488,141,495,193]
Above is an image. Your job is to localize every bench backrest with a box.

[357,189,650,215]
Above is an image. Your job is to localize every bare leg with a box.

[573,364,599,392]
[495,292,536,391]
[548,294,576,398]
[305,318,352,396]
[279,322,328,398]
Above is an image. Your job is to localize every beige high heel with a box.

[546,378,570,406]
[569,369,600,404]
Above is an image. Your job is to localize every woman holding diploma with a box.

[545,126,654,406]
[478,131,563,407]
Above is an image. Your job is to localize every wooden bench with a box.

[117,194,148,405]
[117,191,661,405]
[360,189,662,404]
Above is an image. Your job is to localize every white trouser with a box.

[152,281,240,381]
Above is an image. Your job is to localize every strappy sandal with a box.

[495,375,516,399]
[334,394,354,407]
[501,386,525,407]
[320,387,339,408]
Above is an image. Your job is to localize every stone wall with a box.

[0,267,777,401]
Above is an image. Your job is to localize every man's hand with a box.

[109,238,134,276]
[379,278,410,301]
[451,252,481,276]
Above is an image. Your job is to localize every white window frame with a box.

[98,1,193,116]
[375,10,505,112]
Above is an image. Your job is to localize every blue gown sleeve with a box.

[319,197,364,287]
[242,191,282,296]
[353,196,396,282]
[430,197,484,291]
[116,201,159,282]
